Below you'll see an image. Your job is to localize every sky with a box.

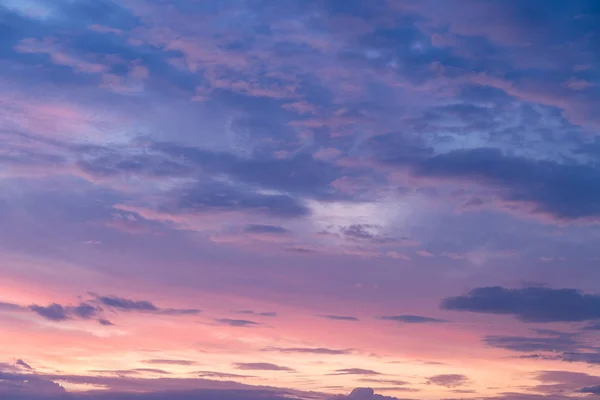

[0,0,599,399]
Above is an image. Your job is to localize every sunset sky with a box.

[1,1,600,400]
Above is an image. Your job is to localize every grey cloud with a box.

[29,304,70,321]
[316,315,359,321]
[243,225,290,234]
[15,360,33,371]
[196,371,254,379]
[484,335,580,353]
[95,295,201,316]
[441,286,600,322]
[236,310,278,317]
[330,368,382,376]
[143,360,198,366]
[377,315,448,324]
[411,148,600,221]
[426,374,469,388]
[234,363,294,372]
[262,347,353,355]
[215,319,261,327]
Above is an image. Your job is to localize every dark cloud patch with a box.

[153,143,346,200]
[331,387,403,400]
[579,386,600,395]
[236,310,278,317]
[98,319,115,326]
[215,319,261,327]
[441,286,600,322]
[484,334,580,353]
[196,371,254,379]
[411,148,600,221]
[173,182,310,219]
[95,295,201,316]
[358,379,410,386]
[426,374,469,388]
[337,224,407,245]
[29,304,69,322]
[234,363,294,372]
[330,369,382,376]
[377,315,448,324]
[143,360,198,366]
[243,225,290,234]
[15,360,33,371]
[316,315,359,321]
[262,347,353,355]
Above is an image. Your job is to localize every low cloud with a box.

[426,374,470,388]
[215,319,261,327]
[234,363,294,372]
[330,369,382,376]
[377,315,448,324]
[316,315,359,322]
[262,347,353,355]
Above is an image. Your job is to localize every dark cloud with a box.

[15,360,33,371]
[484,334,580,353]
[579,386,600,395]
[215,319,261,327]
[236,310,278,317]
[262,347,353,355]
[358,379,410,386]
[173,181,311,219]
[340,225,398,244]
[143,360,198,366]
[377,315,448,324]
[411,148,600,221]
[98,319,115,326]
[441,286,600,322]
[234,363,294,372]
[330,369,382,376]
[426,374,470,388]
[243,225,290,234]
[316,315,360,321]
[331,387,403,400]
[29,304,70,321]
[196,371,254,379]
[95,295,201,316]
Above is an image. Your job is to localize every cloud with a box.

[29,303,70,321]
[262,347,353,355]
[143,360,198,366]
[330,369,382,376]
[196,371,254,379]
[316,315,360,321]
[377,315,448,324]
[15,360,33,371]
[236,310,278,317]
[95,295,201,316]
[215,319,261,327]
[411,148,600,222]
[234,363,294,372]
[243,225,290,234]
[441,286,600,322]
[331,387,402,400]
[578,386,600,395]
[426,374,470,388]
